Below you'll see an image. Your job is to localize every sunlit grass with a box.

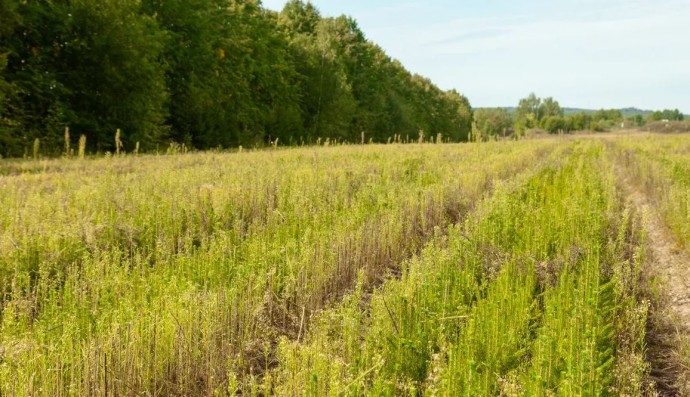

[271,141,650,396]
[1,142,559,395]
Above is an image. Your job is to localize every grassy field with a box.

[1,134,689,396]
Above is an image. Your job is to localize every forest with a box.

[0,0,473,157]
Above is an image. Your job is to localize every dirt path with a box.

[616,164,690,394]
[627,190,690,323]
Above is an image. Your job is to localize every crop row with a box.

[268,141,650,396]
[0,142,555,395]
[612,135,690,247]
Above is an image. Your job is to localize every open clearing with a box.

[1,134,690,396]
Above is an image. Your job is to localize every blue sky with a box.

[262,0,690,113]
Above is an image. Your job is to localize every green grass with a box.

[0,136,673,395]
[612,135,690,247]
[271,140,649,396]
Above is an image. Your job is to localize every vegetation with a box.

[5,134,690,395]
[481,94,623,136]
[0,140,555,395]
[644,120,690,133]
[1,0,687,158]
[270,140,650,395]
[0,0,472,157]
[496,95,688,135]
[613,135,690,247]
[2,0,685,158]
[471,107,513,140]
[1,2,689,392]
[610,135,690,393]
[511,93,563,134]
[2,1,690,396]
[648,109,685,122]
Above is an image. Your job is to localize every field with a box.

[1,134,690,396]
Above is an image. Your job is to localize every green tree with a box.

[515,93,542,130]
[0,0,475,156]
[0,0,21,156]
[2,0,168,154]
[279,0,320,36]
[1,1,71,155]
[443,89,472,141]
[565,112,592,131]
[279,6,356,142]
[145,0,248,148]
[537,97,564,132]
[279,2,472,143]
[593,109,623,122]
[379,59,418,139]
[143,0,303,148]
[249,9,304,145]
[625,114,645,127]
[648,109,684,121]
[539,97,563,118]
[590,109,623,131]
[62,0,168,151]
[473,108,512,140]
[648,111,662,121]
[541,116,567,134]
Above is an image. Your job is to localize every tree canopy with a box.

[648,109,684,122]
[472,108,512,140]
[514,93,564,134]
[0,0,472,157]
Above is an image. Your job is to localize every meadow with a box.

[1,134,689,396]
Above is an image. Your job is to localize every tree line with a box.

[0,0,472,157]
[473,93,686,140]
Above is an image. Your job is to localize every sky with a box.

[262,0,690,113]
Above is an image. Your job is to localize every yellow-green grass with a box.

[1,142,559,396]
[270,140,650,396]
[610,134,690,393]
[611,135,690,247]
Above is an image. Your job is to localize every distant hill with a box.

[490,106,655,117]
[562,107,654,118]
[615,107,655,117]
[560,107,687,119]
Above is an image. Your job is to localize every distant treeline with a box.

[472,93,686,140]
[0,0,472,157]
